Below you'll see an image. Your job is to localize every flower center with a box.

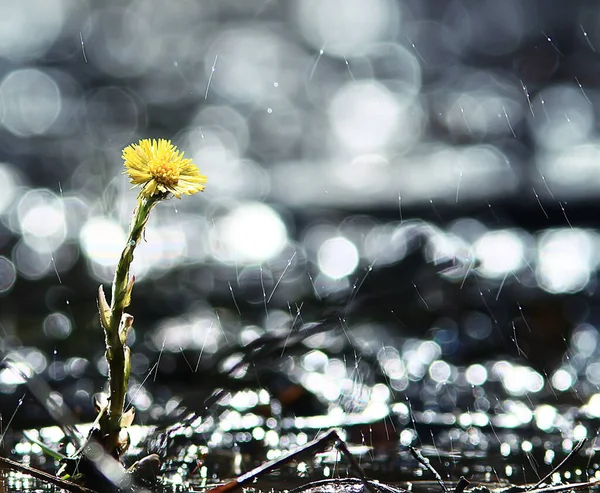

[148,158,180,187]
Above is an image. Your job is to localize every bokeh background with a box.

[2,0,600,440]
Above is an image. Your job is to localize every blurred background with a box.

[1,0,600,450]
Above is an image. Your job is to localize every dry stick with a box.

[205,429,376,493]
[454,476,471,493]
[529,438,587,490]
[409,446,449,493]
[525,478,600,493]
[0,456,98,493]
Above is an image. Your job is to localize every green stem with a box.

[104,194,159,454]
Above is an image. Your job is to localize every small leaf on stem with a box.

[97,286,111,330]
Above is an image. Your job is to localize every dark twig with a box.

[455,476,471,493]
[409,446,449,493]
[524,478,600,493]
[334,432,376,493]
[0,456,98,493]
[205,430,376,493]
[529,438,586,490]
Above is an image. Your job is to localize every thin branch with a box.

[205,430,376,493]
[525,478,600,493]
[409,446,449,493]
[455,476,471,493]
[529,438,586,490]
[0,456,98,493]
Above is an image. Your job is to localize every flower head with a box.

[122,139,207,198]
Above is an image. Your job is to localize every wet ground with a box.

[3,221,600,492]
[4,339,600,493]
[3,413,600,493]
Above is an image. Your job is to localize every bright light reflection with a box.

[572,325,598,357]
[370,383,390,402]
[586,362,600,385]
[551,368,575,391]
[230,390,259,410]
[204,28,286,103]
[534,404,557,431]
[152,316,221,353]
[213,203,287,263]
[505,400,533,424]
[133,223,187,274]
[475,230,524,277]
[0,68,61,136]
[18,189,66,253]
[252,427,265,441]
[537,229,594,293]
[317,236,359,279]
[295,0,399,57]
[542,143,600,190]
[302,350,328,371]
[364,224,407,266]
[80,218,126,268]
[0,362,31,384]
[429,360,451,383]
[465,364,488,386]
[0,0,66,60]
[496,362,544,396]
[417,341,441,364]
[573,424,587,440]
[0,164,17,215]
[530,85,594,151]
[330,81,402,153]
[586,394,600,418]
[442,86,522,137]
[400,429,415,445]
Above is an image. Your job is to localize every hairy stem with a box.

[104,194,159,454]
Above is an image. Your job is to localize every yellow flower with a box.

[122,139,207,198]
